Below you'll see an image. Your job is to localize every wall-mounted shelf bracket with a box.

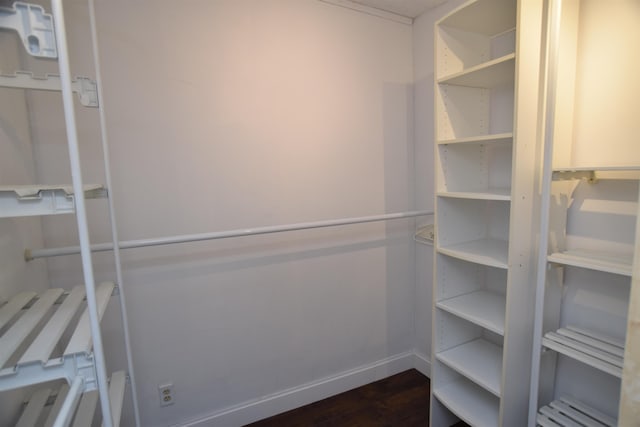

[553,167,640,182]
[0,72,99,107]
[0,184,106,218]
[0,2,57,58]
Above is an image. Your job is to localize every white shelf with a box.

[537,397,617,427]
[438,188,511,201]
[15,371,127,427]
[0,184,106,218]
[439,54,515,88]
[0,72,99,107]
[434,377,499,427]
[438,238,509,269]
[439,0,516,36]
[548,249,633,276]
[437,290,506,335]
[437,132,513,146]
[0,282,115,392]
[436,338,503,396]
[542,326,624,378]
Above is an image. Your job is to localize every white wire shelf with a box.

[438,238,509,269]
[436,290,506,335]
[0,71,99,107]
[537,396,617,427]
[542,326,624,378]
[436,338,503,397]
[438,53,515,88]
[0,184,106,218]
[434,377,499,427]
[548,249,633,277]
[0,282,115,393]
[437,132,513,146]
[437,188,512,201]
[16,371,126,427]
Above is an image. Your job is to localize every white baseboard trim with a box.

[413,352,431,378]
[178,351,415,427]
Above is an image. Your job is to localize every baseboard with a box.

[413,352,431,378]
[178,351,415,427]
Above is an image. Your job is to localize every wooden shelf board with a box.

[433,378,499,427]
[436,338,503,397]
[548,249,633,276]
[438,0,516,36]
[437,188,511,201]
[438,239,509,269]
[437,132,513,146]
[437,290,506,335]
[438,54,515,88]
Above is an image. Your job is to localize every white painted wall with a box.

[411,0,466,371]
[23,1,417,426]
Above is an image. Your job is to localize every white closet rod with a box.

[26,210,432,260]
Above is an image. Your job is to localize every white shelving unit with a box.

[0,1,138,426]
[529,1,639,425]
[431,0,544,425]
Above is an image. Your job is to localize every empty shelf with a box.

[15,371,127,427]
[436,338,503,396]
[437,132,513,146]
[434,377,499,427]
[537,396,617,427]
[542,326,624,378]
[438,54,515,88]
[0,184,106,218]
[0,72,98,107]
[437,290,506,335]
[438,239,509,269]
[437,188,511,201]
[548,249,633,276]
[0,282,114,392]
[439,0,516,35]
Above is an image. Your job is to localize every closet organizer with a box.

[0,1,139,426]
[529,0,640,425]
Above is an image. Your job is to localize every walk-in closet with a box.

[1,0,638,426]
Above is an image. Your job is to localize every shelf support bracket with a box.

[0,2,57,58]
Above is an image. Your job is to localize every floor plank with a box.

[245,369,468,427]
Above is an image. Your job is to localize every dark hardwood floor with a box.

[245,369,469,427]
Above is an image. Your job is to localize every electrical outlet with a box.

[158,383,174,407]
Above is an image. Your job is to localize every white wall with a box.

[411,0,466,370]
[27,1,417,426]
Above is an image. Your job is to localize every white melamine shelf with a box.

[437,290,506,335]
[438,54,515,88]
[16,371,127,427]
[0,184,106,218]
[436,338,503,396]
[437,132,513,146]
[542,326,624,378]
[438,238,509,269]
[548,249,633,276]
[437,188,511,201]
[439,0,516,36]
[434,378,499,427]
[537,397,617,427]
[0,282,114,392]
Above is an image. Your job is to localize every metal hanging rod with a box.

[26,210,433,261]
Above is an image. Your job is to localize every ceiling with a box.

[348,0,449,18]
